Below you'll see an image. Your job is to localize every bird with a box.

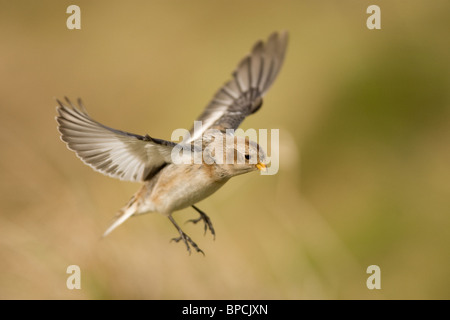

[56,31,288,254]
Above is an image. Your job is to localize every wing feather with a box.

[185,31,288,142]
[56,98,176,182]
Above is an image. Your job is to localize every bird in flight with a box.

[56,31,288,254]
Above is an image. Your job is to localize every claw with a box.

[168,216,204,255]
[186,205,216,240]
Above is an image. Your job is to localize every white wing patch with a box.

[187,31,288,138]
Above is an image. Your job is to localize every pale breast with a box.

[148,163,229,214]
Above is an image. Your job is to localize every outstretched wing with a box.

[186,31,288,142]
[56,98,176,182]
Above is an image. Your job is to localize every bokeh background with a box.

[1,0,449,299]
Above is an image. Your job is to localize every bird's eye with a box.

[245,154,251,160]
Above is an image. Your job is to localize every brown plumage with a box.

[56,31,288,254]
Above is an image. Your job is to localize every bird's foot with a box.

[169,216,204,255]
[171,233,204,256]
[186,205,216,239]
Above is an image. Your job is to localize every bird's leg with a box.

[186,205,216,240]
[168,215,204,255]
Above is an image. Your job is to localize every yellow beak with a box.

[256,162,267,171]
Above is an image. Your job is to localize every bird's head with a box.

[204,134,266,177]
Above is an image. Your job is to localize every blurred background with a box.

[1,0,449,299]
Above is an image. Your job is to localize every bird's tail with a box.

[102,192,141,238]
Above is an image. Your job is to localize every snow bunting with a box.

[56,31,288,254]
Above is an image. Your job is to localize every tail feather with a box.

[102,199,138,238]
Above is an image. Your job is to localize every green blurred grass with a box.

[0,0,449,299]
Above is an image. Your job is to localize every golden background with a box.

[1,0,449,299]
